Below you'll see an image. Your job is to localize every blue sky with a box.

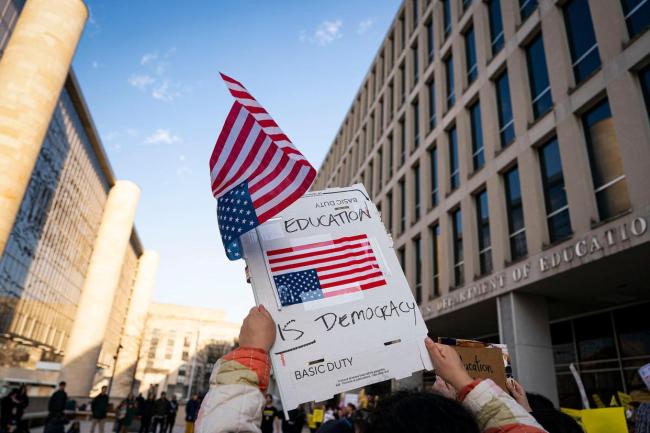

[73,0,401,322]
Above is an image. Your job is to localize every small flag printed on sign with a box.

[266,234,387,306]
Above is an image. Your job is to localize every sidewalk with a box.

[31,421,186,433]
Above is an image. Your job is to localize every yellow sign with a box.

[561,407,627,433]
[617,391,631,408]
[592,394,605,408]
[312,408,324,423]
[307,414,316,429]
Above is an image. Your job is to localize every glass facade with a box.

[539,137,572,243]
[563,0,601,83]
[504,166,527,260]
[526,33,553,119]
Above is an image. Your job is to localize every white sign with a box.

[639,362,650,390]
[240,184,432,412]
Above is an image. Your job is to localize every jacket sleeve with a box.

[194,347,270,433]
[458,379,548,433]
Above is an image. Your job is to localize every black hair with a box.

[367,391,480,433]
[530,410,583,433]
[526,392,555,411]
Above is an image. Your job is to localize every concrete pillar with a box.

[110,251,160,398]
[61,181,140,397]
[497,292,558,405]
[0,0,87,258]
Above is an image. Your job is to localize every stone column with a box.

[497,292,558,405]
[61,181,140,397]
[110,251,160,398]
[0,0,87,257]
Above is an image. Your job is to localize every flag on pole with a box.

[210,73,316,260]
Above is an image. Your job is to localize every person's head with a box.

[147,393,155,400]
[525,392,555,411]
[265,394,273,405]
[101,386,108,395]
[191,394,198,401]
[160,392,167,399]
[18,385,27,395]
[345,403,356,417]
[530,409,583,433]
[171,394,177,401]
[367,390,480,433]
[59,381,66,391]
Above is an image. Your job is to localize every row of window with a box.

[387,94,635,301]
[319,0,649,187]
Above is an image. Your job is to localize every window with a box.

[398,246,406,271]
[519,0,538,20]
[463,0,473,12]
[430,223,440,298]
[387,192,394,231]
[621,0,649,38]
[451,208,464,287]
[369,115,375,149]
[400,118,407,165]
[414,237,422,304]
[563,0,601,83]
[430,147,439,207]
[412,0,419,31]
[414,164,421,221]
[378,150,383,187]
[427,20,435,62]
[379,98,384,133]
[504,166,527,260]
[465,26,478,83]
[367,162,374,196]
[413,99,420,148]
[526,33,553,118]
[443,0,452,38]
[412,43,419,86]
[400,14,406,50]
[488,0,505,54]
[582,99,631,220]
[388,134,394,176]
[400,63,406,105]
[641,66,650,120]
[400,179,406,233]
[428,80,437,130]
[445,55,455,109]
[495,70,515,147]
[182,351,189,361]
[448,126,460,190]
[475,189,493,275]
[539,137,572,242]
[469,100,485,170]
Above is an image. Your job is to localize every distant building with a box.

[134,303,240,398]
[314,0,650,406]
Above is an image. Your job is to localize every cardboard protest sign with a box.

[453,346,508,391]
[240,184,433,412]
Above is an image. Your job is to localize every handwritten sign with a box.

[241,184,432,413]
[452,346,508,391]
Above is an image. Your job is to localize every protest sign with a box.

[240,184,433,412]
[452,346,508,391]
[561,407,627,433]
[640,362,650,390]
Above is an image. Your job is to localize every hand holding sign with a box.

[425,338,474,391]
[240,305,276,352]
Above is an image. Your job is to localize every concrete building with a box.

[314,0,650,406]
[0,0,158,399]
[134,303,240,399]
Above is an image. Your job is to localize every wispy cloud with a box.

[357,17,375,34]
[128,48,188,102]
[176,154,192,177]
[140,52,158,65]
[144,129,182,145]
[300,20,343,46]
[128,74,155,90]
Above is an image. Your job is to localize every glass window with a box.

[430,147,439,207]
[640,65,650,121]
[582,99,631,220]
[428,80,437,130]
[465,25,478,84]
[615,304,650,358]
[412,0,419,30]
[414,236,422,304]
[398,246,406,271]
[469,100,485,171]
[387,191,394,231]
[574,313,617,362]
[495,70,515,147]
[412,43,419,86]
[388,134,394,176]
[539,137,572,242]
[430,223,440,298]
[427,20,435,62]
[378,149,383,187]
[452,208,464,287]
[443,0,452,38]
[400,14,406,50]
[551,321,576,365]
[488,0,505,54]
[504,166,527,260]
[400,63,406,105]
[519,0,538,20]
[563,0,601,83]
[445,55,455,109]
[448,126,460,190]
[621,0,650,38]
[463,0,473,12]
[413,164,421,221]
[526,33,553,118]
[400,118,407,165]
[399,178,406,233]
[475,189,493,275]
[413,99,420,148]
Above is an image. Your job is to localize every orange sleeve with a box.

[456,379,483,402]
[223,347,271,392]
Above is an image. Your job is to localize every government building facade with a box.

[314,0,650,406]
[0,0,158,400]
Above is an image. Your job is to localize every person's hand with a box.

[425,338,473,392]
[431,376,456,399]
[239,305,276,352]
[506,378,532,412]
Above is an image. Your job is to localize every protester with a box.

[116,394,137,433]
[139,393,155,433]
[0,389,17,433]
[136,394,145,416]
[166,395,178,433]
[194,305,548,433]
[13,386,29,433]
[45,382,68,433]
[281,407,305,433]
[260,395,279,433]
[184,395,200,433]
[90,386,109,433]
[151,393,170,433]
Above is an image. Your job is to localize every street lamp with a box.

[107,344,123,396]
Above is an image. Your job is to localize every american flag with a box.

[266,234,387,306]
[210,73,316,260]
